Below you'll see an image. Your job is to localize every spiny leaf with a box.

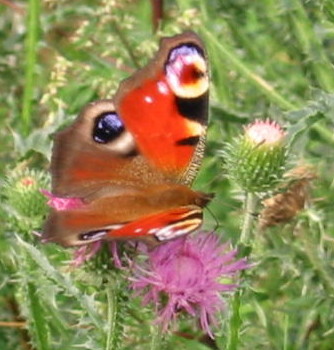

[16,237,103,330]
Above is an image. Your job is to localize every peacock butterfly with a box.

[43,31,212,247]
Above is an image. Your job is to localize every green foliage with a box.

[1,0,334,349]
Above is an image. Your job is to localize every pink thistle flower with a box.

[131,232,248,338]
[20,176,36,187]
[71,241,125,268]
[245,119,285,146]
[71,241,103,267]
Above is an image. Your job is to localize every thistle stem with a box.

[225,290,242,350]
[105,279,121,350]
[149,323,164,350]
[226,192,259,349]
[22,0,40,135]
[240,192,259,245]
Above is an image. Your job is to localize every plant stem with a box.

[226,192,258,349]
[283,314,289,350]
[149,323,164,350]
[202,28,296,111]
[312,123,334,146]
[22,0,40,135]
[111,21,141,69]
[226,291,242,350]
[20,247,50,350]
[105,281,119,350]
[302,231,334,294]
[240,192,259,245]
[26,282,50,350]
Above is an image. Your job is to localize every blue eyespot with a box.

[93,112,124,144]
[167,43,204,64]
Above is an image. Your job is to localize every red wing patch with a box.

[115,32,209,181]
[105,205,203,241]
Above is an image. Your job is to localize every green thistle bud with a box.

[3,168,49,218]
[223,119,288,192]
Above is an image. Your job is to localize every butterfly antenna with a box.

[205,206,221,232]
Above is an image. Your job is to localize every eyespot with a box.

[165,43,209,99]
[93,112,125,144]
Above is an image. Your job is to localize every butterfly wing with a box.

[50,99,165,198]
[114,31,209,185]
[44,31,211,246]
[52,31,209,198]
[43,184,212,246]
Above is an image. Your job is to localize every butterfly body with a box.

[43,31,211,247]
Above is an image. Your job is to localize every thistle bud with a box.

[224,119,288,192]
[3,169,49,218]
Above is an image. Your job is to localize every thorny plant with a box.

[1,1,334,350]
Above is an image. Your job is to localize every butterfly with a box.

[43,31,212,247]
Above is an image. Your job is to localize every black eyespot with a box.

[93,112,124,144]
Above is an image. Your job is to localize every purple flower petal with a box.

[131,231,249,338]
[71,241,102,267]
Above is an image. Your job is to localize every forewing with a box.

[114,31,209,185]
